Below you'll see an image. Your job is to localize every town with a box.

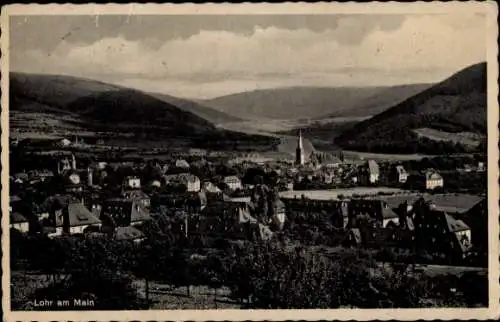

[9,130,488,309]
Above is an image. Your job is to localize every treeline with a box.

[11,228,488,309]
[336,129,481,155]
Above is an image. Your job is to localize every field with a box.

[412,128,484,147]
[343,150,436,161]
[133,280,241,309]
[279,187,405,200]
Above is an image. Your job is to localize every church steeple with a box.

[296,129,304,166]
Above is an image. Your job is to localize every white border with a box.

[1,2,499,321]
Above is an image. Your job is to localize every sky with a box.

[10,13,486,99]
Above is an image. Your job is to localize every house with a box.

[164,173,201,192]
[423,169,444,190]
[47,202,102,237]
[347,199,399,228]
[123,176,141,189]
[270,198,286,230]
[56,138,72,148]
[101,198,151,228]
[359,160,380,185]
[477,161,486,172]
[181,203,273,241]
[153,192,207,212]
[115,226,145,243]
[202,181,221,193]
[9,195,22,213]
[223,175,242,191]
[122,190,151,209]
[412,199,473,258]
[10,212,29,233]
[367,160,380,184]
[175,159,190,169]
[390,165,408,184]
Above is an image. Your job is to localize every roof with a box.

[165,173,199,183]
[367,160,379,174]
[444,213,470,232]
[424,169,442,180]
[103,199,151,223]
[223,176,241,184]
[123,190,150,200]
[54,203,102,227]
[175,159,190,168]
[395,165,407,174]
[115,226,145,241]
[348,228,362,244]
[202,182,221,193]
[10,195,22,203]
[10,212,28,224]
[381,205,399,220]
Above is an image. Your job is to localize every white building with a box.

[425,170,444,190]
[123,176,141,189]
[164,173,201,192]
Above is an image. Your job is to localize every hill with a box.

[9,73,277,150]
[10,72,238,125]
[149,92,241,124]
[335,62,487,154]
[203,85,430,120]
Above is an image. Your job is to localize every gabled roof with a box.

[10,195,22,203]
[54,203,102,227]
[382,206,399,220]
[444,213,470,232]
[348,228,362,244]
[164,173,199,183]
[115,226,145,241]
[424,169,442,180]
[395,165,407,174]
[10,212,28,224]
[367,160,379,174]
[123,190,150,200]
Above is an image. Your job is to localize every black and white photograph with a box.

[2,2,498,321]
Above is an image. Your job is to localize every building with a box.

[359,160,380,185]
[10,212,29,233]
[115,226,145,243]
[101,199,151,227]
[153,191,207,213]
[122,190,151,209]
[412,199,472,258]
[390,165,408,184]
[164,173,201,192]
[348,199,399,228]
[123,176,141,189]
[424,169,444,190]
[367,160,380,184]
[295,129,305,166]
[223,175,242,191]
[175,159,190,169]
[47,202,102,237]
[409,169,444,190]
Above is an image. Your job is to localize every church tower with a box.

[295,129,305,166]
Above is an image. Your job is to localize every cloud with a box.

[10,13,486,98]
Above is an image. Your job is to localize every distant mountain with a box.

[10,72,215,134]
[335,62,487,154]
[149,92,241,124]
[203,85,431,120]
[65,89,216,134]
